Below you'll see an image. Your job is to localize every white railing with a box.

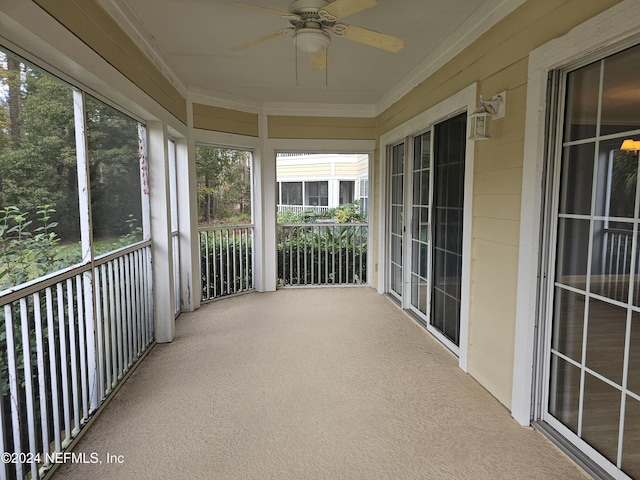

[277,205,331,214]
[597,227,635,301]
[277,223,368,286]
[0,242,153,480]
[199,225,254,301]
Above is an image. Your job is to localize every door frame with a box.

[378,83,477,372]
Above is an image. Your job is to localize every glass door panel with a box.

[547,42,640,477]
[430,113,466,346]
[389,142,405,299]
[410,132,431,317]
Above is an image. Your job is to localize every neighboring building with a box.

[276,153,368,214]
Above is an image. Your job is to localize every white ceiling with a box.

[98,0,524,113]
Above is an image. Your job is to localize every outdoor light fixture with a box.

[469,91,507,140]
[620,138,640,153]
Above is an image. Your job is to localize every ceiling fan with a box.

[229,0,404,69]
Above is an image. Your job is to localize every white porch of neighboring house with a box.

[276,152,369,213]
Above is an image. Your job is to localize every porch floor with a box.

[52,288,587,480]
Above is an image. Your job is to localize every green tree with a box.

[196,146,251,225]
[0,56,79,239]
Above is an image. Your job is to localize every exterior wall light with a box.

[469,91,507,140]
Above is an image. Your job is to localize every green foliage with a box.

[200,231,253,298]
[0,204,79,291]
[0,52,143,243]
[277,201,365,224]
[276,224,367,286]
[196,146,251,225]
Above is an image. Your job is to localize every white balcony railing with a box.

[277,223,368,286]
[199,225,255,301]
[0,242,153,480]
[277,205,330,214]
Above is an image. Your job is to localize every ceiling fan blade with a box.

[340,24,404,52]
[309,50,327,69]
[229,29,292,52]
[233,2,290,17]
[233,3,302,22]
[319,0,377,21]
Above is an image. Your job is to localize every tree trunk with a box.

[7,56,20,145]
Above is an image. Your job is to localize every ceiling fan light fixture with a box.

[295,28,331,53]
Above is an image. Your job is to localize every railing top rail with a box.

[278,222,368,227]
[0,240,151,306]
[198,224,255,233]
[603,227,634,235]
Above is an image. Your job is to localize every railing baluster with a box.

[198,225,255,301]
[273,223,367,287]
[57,282,71,445]
[75,275,89,421]
[0,338,7,480]
[124,255,133,368]
[67,278,81,435]
[114,259,124,379]
[108,262,117,390]
[218,231,224,297]
[46,287,62,453]
[4,304,22,480]
[20,298,39,480]
[34,291,51,465]
[232,228,238,294]
[100,264,110,397]
[0,242,154,474]
[95,267,105,401]
[202,232,209,301]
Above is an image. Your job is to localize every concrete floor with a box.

[52,288,589,480]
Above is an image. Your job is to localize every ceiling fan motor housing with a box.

[289,0,331,18]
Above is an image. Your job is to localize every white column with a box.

[72,89,98,411]
[329,179,339,208]
[147,121,175,342]
[255,115,277,292]
[177,135,200,311]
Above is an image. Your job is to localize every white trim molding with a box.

[512,0,640,427]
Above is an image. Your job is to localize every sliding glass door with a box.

[387,113,467,350]
[431,114,467,345]
[544,42,640,479]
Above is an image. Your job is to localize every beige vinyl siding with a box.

[277,164,332,178]
[34,0,187,124]
[374,0,621,408]
[192,104,259,137]
[268,116,376,140]
[334,163,360,177]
